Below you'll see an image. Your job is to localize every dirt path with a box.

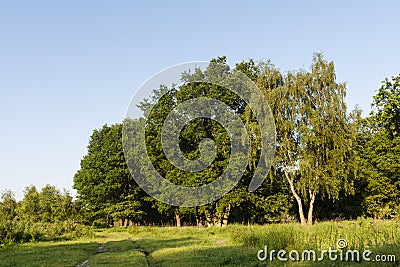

[75,239,151,267]
[129,238,153,267]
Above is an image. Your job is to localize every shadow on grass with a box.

[90,239,148,266]
[0,239,149,267]
[0,242,99,267]
[135,236,399,267]
[145,243,264,267]
[137,237,196,251]
[0,235,397,267]
[148,243,399,267]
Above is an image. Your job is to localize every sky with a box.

[1,1,399,200]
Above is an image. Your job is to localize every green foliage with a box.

[372,74,400,136]
[0,190,17,245]
[17,186,40,222]
[72,55,370,226]
[253,54,359,225]
[358,74,400,219]
[73,123,148,225]
[0,186,87,247]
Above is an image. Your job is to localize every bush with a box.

[0,220,94,248]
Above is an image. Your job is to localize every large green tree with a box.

[260,54,358,225]
[359,74,400,218]
[137,57,247,226]
[74,124,145,226]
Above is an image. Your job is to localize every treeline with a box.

[0,185,90,246]
[1,55,399,242]
[72,55,399,227]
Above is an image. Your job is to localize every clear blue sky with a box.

[1,1,399,200]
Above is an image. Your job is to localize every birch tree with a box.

[261,54,358,225]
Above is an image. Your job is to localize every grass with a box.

[90,239,147,266]
[0,219,399,266]
[0,231,147,267]
[0,240,99,267]
[230,219,400,266]
[130,226,259,267]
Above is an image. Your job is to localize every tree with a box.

[0,190,17,244]
[74,124,146,226]
[38,184,63,223]
[260,54,358,225]
[135,56,283,226]
[137,57,238,226]
[17,185,40,223]
[359,74,400,218]
[233,59,294,224]
[372,75,400,136]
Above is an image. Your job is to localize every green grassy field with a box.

[0,219,399,267]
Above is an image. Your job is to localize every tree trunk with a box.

[295,195,307,225]
[307,190,316,225]
[285,171,307,225]
[205,212,213,227]
[175,212,181,227]
[222,204,231,227]
[196,217,202,227]
[195,207,203,227]
[213,217,222,227]
[195,213,203,227]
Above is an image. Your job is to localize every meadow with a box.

[0,218,399,267]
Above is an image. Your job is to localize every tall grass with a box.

[231,218,400,252]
